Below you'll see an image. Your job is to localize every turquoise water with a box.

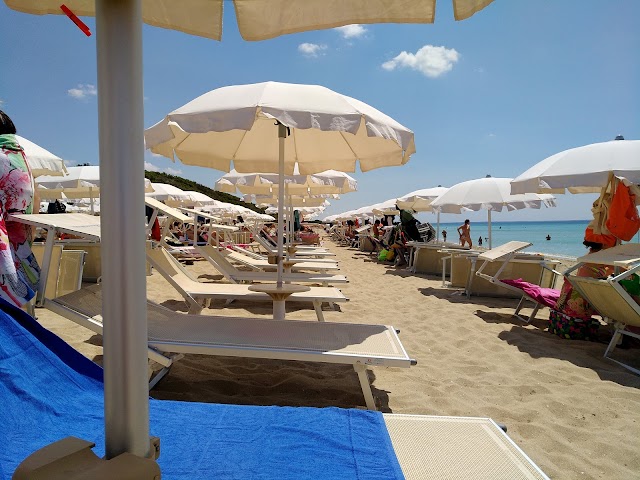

[433,220,632,258]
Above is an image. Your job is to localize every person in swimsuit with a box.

[457,219,472,248]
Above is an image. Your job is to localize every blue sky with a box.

[1,1,638,223]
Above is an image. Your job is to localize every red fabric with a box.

[500,278,561,309]
[151,219,161,241]
[584,227,617,248]
[606,182,640,241]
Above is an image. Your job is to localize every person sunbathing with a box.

[555,240,614,320]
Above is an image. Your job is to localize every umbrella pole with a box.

[436,211,440,242]
[276,123,286,287]
[487,209,492,249]
[96,0,150,459]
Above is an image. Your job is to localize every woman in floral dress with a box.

[0,110,40,307]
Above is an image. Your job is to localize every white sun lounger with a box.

[566,243,640,375]
[147,246,347,321]
[9,213,101,306]
[45,284,411,410]
[224,248,340,273]
[473,241,563,321]
[196,245,348,286]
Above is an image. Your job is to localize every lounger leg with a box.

[604,326,623,359]
[148,366,171,390]
[354,364,376,410]
[313,301,325,322]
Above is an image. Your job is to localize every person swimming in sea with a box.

[546,235,551,241]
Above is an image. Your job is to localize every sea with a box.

[433,220,640,259]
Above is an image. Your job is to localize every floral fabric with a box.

[555,263,613,320]
[0,134,40,307]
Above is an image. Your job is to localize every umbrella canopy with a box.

[6,0,493,40]
[16,135,68,177]
[145,81,415,175]
[511,138,640,195]
[431,177,556,213]
[396,186,449,212]
[216,169,357,196]
[145,182,191,201]
[37,165,100,188]
[431,176,556,248]
[254,196,330,208]
[372,199,401,216]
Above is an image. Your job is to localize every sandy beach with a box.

[36,235,640,480]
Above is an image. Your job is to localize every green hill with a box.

[144,171,264,213]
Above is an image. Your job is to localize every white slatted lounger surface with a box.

[384,415,549,479]
[225,249,340,272]
[47,284,413,410]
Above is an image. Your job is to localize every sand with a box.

[35,235,640,480]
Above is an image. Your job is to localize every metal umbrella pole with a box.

[96,0,150,459]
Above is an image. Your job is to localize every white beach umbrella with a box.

[145,81,415,294]
[396,186,449,239]
[430,176,556,248]
[372,199,401,216]
[396,186,449,211]
[511,138,640,195]
[216,169,357,196]
[37,165,100,188]
[144,182,190,201]
[4,0,491,463]
[15,135,68,177]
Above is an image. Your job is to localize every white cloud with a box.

[144,161,160,172]
[67,84,97,100]
[488,133,496,138]
[335,24,367,39]
[382,45,460,78]
[298,43,328,57]
[0,99,4,107]
[144,161,182,176]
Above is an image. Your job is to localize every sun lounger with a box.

[565,243,640,374]
[45,284,411,409]
[0,301,550,479]
[196,245,347,286]
[232,243,338,264]
[146,246,347,321]
[9,213,100,305]
[224,247,340,273]
[470,241,563,321]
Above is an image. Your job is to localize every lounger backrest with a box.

[569,276,640,328]
[196,245,237,278]
[147,247,196,285]
[478,241,532,262]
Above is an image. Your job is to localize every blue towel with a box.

[0,299,404,480]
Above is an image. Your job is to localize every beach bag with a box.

[378,249,389,261]
[47,200,66,214]
[548,309,600,341]
[605,182,640,241]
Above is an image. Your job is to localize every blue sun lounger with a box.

[0,300,549,479]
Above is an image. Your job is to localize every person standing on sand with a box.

[457,219,472,248]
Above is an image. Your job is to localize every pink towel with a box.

[500,278,560,309]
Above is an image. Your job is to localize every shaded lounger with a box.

[147,246,347,321]
[196,245,348,286]
[224,247,340,272]
[46,284,413,409]
[0,300,550,479]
